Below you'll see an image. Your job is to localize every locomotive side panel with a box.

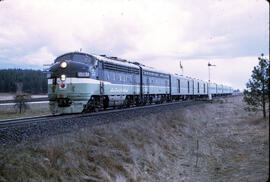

[102,70,140,96]
[142,69,170,95]
[94,56,141,107]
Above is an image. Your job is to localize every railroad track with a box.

[0,99,200,129]
[0,96,236,145]
[0,95,237,130]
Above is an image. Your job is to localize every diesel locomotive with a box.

[47,52,233,114]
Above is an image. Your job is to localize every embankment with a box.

[0,96,268,181]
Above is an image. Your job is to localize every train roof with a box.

[139,64,170,75]
[93,54,170,75]
[55,52,140,69]
[172,74,206,82]
[92,54,140,69]
[54,52,91,61]
[54,52,232,89]
[55,52,170,75]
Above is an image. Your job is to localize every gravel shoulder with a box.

[0,96,268,181]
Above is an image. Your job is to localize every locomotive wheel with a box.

[94,107,99,112]
[103,96,109,109]
[124,97,131,108]
[135,98,140,106]
[126,101,130,108]
[149,97,153,104]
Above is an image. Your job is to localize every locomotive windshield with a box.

[55,53,96,65]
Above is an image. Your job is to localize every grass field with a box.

[0,102,50,120]
[0,96,268,181]
[0,92,49,120]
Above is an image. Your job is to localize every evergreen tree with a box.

[243,54,269,118]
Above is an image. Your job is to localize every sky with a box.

[0,0,269,90]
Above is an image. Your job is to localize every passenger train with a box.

[47,52,233,114]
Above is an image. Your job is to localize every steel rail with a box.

[0,99,200,129]
[0,95,235,129]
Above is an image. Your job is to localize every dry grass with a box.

[0,96,268,181]
[0,103,50,120]
[0,92,49,120]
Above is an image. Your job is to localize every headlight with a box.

[60,74,66,81]
[60,61,67,68]
[46,73,51,79]
[77,72,90,78]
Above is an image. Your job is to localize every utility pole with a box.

[208,61,216,100]
[180,61,184,75]
[208,62,216,83]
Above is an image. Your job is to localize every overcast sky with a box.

[0,0,269,90]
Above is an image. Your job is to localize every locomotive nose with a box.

[49,60,90,78]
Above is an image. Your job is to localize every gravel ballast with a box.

[0,101,197,146]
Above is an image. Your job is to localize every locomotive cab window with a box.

[55,54,73,62]
[73,54,92,64]
[55,53,96,65]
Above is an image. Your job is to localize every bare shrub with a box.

[13,94,31,114]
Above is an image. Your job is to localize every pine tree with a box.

[243,54,269,118]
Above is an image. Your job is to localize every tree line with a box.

[0,69,47,94]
